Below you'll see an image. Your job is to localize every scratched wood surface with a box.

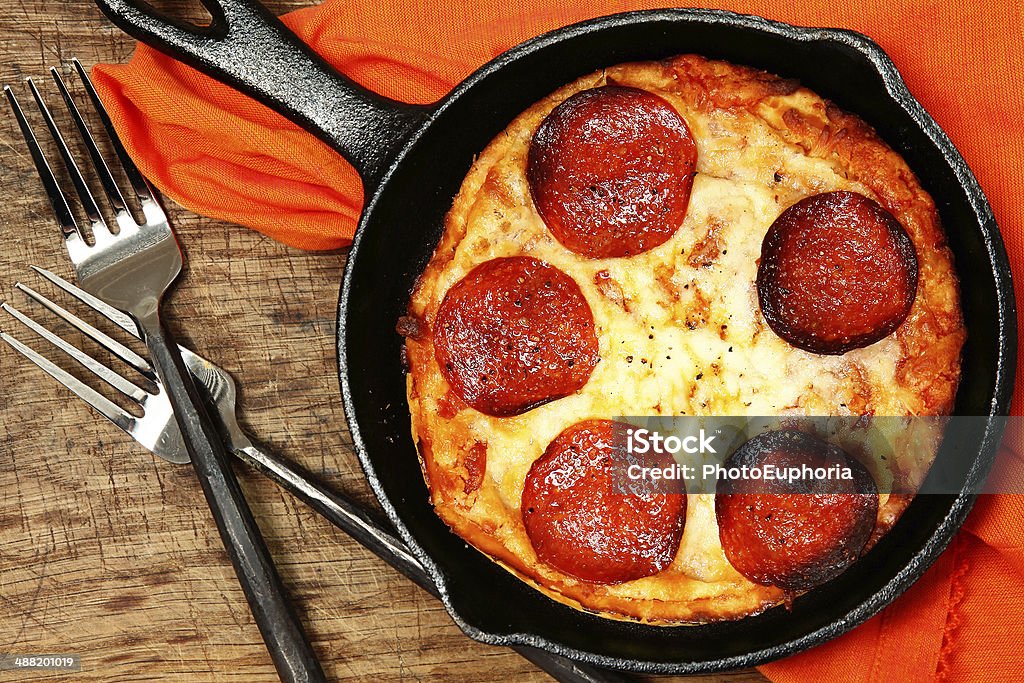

[0,1,771,681]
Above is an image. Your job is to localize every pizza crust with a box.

[402,55,964,623]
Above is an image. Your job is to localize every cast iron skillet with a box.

[96,0,1015,673]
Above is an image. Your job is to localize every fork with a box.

[0,268,627,683]
[5,62,325,682]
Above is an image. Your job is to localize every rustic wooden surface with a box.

[0,2,770,681]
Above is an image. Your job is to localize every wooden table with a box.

[0,2,768,680]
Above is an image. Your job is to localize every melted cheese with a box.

[405,56,962,622]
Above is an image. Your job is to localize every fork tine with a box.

[51,66,132,221]
[0,331,135,433]
[25,77,110,237]
[71,59,154,204]
[4,85,83,245]
[14,280,155,381]
[31,265,137,337]
[2,302,149,403]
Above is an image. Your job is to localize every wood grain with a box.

[0,2,769,680]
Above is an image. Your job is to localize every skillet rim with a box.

[337,7,1016,673]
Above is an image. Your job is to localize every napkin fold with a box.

[93,0,1024,679]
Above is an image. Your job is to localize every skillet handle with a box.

[94,0,429,189]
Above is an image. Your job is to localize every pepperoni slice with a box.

[433,257,599,417]
[527,86,698,259]
[522,420,686,583]
[715,430,878,592]
[757,190,918,355]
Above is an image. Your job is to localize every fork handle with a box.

[142,319,326,683]
[232,445,634,683]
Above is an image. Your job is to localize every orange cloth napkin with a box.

[93,1,1024,680]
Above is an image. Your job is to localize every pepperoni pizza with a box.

[399,54,964,622]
